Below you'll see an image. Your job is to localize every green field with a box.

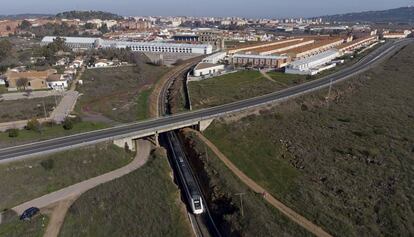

[0,211,48,237]
[76,64,168,123]
[203,43,414,236]
[188,71,285,110]
[59,148,192,237]
[0,143,133,210]
[0,121,107,149]
[181,130,311,236]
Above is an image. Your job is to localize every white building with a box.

[41,36,99,50]
[46,74,69,90]
[41,36,213,55]
[383,30,412,39]
[286,49,340,75]
[193,63,225,77]
[202,52,227,64]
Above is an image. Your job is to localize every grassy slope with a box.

[59,148,192,237]
[182,131,311,237]
[204,44,414,236]
[0,122,107,149]
[77,65,168,122]
[188,71,284,110]
[0,213,48,237]
[0,143,133,210]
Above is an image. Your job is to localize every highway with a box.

[0,39,411,162]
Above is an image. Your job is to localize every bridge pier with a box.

[113,138,136,152]
[198,119,214,131]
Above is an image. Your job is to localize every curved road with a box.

[0,39,411,162]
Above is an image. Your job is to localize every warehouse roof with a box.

[42,36,99,44]
[289,49,339,67]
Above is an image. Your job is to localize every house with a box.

[46,74,69,90]
[91,59,114,68]
[4,69,57,91]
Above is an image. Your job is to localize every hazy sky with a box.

[0,0,413,18]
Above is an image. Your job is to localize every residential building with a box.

[47,74,69,90]
[4,69,57,91]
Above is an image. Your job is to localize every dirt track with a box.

[190,129,332,237]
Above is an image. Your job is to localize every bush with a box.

[40,159,54,171]
[62,117,74,130]
[26,118,41,131]
[7,129,19,138]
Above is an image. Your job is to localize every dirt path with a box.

[190,130,332,237]
[12,139,152,216]
[42,196,78,237]
[259,70,288,87]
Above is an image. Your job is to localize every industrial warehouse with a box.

[190,32,381,78]
[41,36,213,55]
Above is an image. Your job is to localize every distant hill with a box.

[0,14,52,20]
[319,6,414,24]
[55,10,123,20]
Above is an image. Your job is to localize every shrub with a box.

[7,129,19,138]
[26,118,41,131]
[40,159,54,171]
[62,117,74,130]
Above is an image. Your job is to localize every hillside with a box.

[0,14,52,20]
[55,10,122,20]
[319,6,414,23]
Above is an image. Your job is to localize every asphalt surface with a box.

[0,39,411,162]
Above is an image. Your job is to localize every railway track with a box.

[158,58,221,237]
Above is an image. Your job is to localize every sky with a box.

[0,0,413,18]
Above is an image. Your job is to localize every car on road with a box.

[20,207,40,221]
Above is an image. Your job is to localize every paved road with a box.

[0,39,411,162]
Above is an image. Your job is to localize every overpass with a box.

[0,39,411,163]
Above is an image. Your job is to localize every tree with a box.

[0,39,12,62]
[84,23,95,29]
[7,129,19,138]
[62,117,74,130]
[19,20,32,30]
[99,24,109,34]
[16,78,29,90]
[26,118,41,132]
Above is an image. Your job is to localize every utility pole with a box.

[42,100,47,119]
[325,78,333,108]
[235,193,246,217]
[204,144,209,163]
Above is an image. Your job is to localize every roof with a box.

[336,36,377,50]
[101,40,212,49]
[195,63,223,70]
[290,49,340,67]
[47,74,63,82]
[5,69,56,81]
[248,40,314,54]
[42,36,99,44]
[279,38,343,56]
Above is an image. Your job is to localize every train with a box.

[166,132,205,215]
